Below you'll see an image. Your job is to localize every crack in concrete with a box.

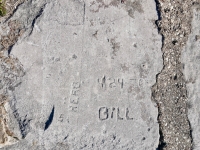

[29,4,46,36]
[152,0,196,149]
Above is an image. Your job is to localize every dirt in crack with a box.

[152,0,196,149]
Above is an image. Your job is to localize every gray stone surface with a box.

[182,6,200,150]
[0,0,163,149]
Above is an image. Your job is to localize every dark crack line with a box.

[153,0,166,148]
[29,3,46,36]
[4,2,24,23]
[154,0,164,49]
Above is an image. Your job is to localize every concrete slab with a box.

[1,0,162,149]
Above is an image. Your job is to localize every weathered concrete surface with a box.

[0,0,163,149]
[182,3,200,149]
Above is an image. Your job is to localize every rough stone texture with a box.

[152,0,195,149]
[0,55,24,148]
[0,0,25,21]
[182,2,200,149]
[0,0,50,148]
[0,0,163,149]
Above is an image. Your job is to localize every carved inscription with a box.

[99,107,133,121]
[97,76,123,89]
[195,12,200,21]
[129,78,146,87]
[69,82,80,112]
[58,114,64,122]
[97,75,151,90]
